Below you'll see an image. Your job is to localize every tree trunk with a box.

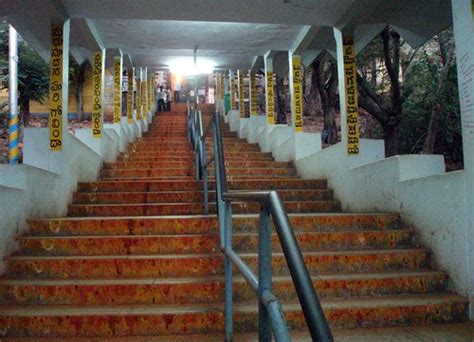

[275,76,287,124]
[19,95,30,126]
[76,83,84,122]
[423,36,455,154]
[383,122,399,157]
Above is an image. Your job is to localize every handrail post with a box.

[198,111,209,214]
[258,207,272,342]
[268,191,333,341]
[224,201,233,342]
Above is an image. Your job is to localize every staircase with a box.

[0,104,468,339]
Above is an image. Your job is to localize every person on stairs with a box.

[173,81,181,103]
[157,86,166,112]
[165,86,172,112]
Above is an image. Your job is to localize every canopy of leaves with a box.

[0,22,49,104]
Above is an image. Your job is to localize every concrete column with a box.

[249,71,258,116]
[229,69,236,110]
[127,67,134,123]
[8,25,19,164]
[334,28,360,155]
[113,54,123,124]
[92,49,105,137]
[136,68,142,120]
[451,0,474,318]
[48,20,70,151]
[264,56,275,125]
[238,69,245,117]
[143,68,148,114]
[288,52,303,132]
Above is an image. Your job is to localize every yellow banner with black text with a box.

[48,24,63,150]
[343,37,360,155]
[292,55,303,132]
[92,51,102,137]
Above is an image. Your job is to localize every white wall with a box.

[296,142,472,318]
[0,116,150,273]
[227,109,472,318]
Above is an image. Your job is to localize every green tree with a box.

[0,23,49,126]
[69,58,90,122]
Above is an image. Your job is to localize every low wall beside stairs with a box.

[221,105,474,319]
[0,111,153,273]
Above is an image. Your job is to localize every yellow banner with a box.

[136,78,142,120]
[141,80,146,118]
[249,72,257,116]
[48,24,63,151]
[215,74,220,99]
[92,51,102,137]
[266,71,275,124]
[343,37,360,155]
[113,57,122,124]
[220,74,225,100]
[230,73,235,110]
[238,70,245,118]
[292,55,303,132]
[127,68,134,123]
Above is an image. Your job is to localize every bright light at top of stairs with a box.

[169,57,215,76]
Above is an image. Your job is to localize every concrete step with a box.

[4,249,429,278]
[26,213,402,236]
[17,229,414,256]
[103,160,292,170]
[77,179,328,193]
[100,167,296,179]
[72,189,334,204]
[0,294,467,336]
[67,200,341,216]
[0,270,447,306]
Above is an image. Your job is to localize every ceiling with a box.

[0,0,453,71]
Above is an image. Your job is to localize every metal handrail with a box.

[187,109,333,342]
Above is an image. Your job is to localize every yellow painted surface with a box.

[127,69,134,123]
[292,55,303,132]
[238,70,245,118]
[136,78,142,120]
[229,72,236,110]
[48,24,63,151]
[249,72,257,116]
[92,51,102,137]
[265,71,275,124]
[343,37,360,155]
[113,57,122,124]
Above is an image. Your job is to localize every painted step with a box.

[26,213,402,236]
[0,271,448,306]
[0,294,467,337]
[77,179,328,192]
[67,200,341,216]
[4,249,429,278]
[17,229,414,256]
[100,167,295,179]
[72,189,334,204]
[130,145,261,152]
[103,160,292,170]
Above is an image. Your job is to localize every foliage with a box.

[0,22,49,124]
[400,41,462,169]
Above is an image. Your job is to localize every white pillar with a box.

[92,49,105,137]
[451,0,474,318]
[264,56,275,125]
[288,52,303,132]
[113,54,123,124]
[48,20,70,151]
[127,67,134,123]
[334,28,360,155]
